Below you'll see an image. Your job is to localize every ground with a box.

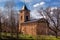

[0,32,60,40]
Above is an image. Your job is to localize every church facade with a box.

[19,5,49,35]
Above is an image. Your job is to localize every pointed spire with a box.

[22,5,28,10]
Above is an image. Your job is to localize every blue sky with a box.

[0,0,60,10]
[0,0,60,19]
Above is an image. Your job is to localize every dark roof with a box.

[24,5,28,10]
[21,18,49,24]
[19,5,30,12]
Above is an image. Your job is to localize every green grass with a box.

[36,35,60,40]
[19,34,35,39]
[0,32,60,40]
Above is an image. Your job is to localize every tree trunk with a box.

[55,31,58,38]
[0,22,1,39]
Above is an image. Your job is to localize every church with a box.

[19,5,49,35]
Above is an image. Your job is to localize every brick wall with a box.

[19,22,37,35]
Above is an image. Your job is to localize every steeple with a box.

[22,5,28,10]
[19,5,30,23]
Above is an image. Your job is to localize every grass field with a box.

[0,32,60,40]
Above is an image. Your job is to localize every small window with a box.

[25,16,29,21]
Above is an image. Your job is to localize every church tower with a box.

[19,5,30,23]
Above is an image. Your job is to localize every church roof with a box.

[21,18,48,24]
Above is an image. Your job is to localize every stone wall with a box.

[19,22,37,35]
[19,21,49,35]
[37,22,49,35]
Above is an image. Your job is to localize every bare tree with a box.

[38,7,60,38]
[0,10,2,38]
[4,0,17,38]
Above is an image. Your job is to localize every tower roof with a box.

[22,5,29,10]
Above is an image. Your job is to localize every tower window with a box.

[25,16,29,21]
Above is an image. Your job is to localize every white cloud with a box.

[40,2,45,6]
[0,6,19,12]
[30,10,43,20]
[33,2,45,7]
[51,7,57,10]
[20,0,32,3]
[33,3,40,7]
